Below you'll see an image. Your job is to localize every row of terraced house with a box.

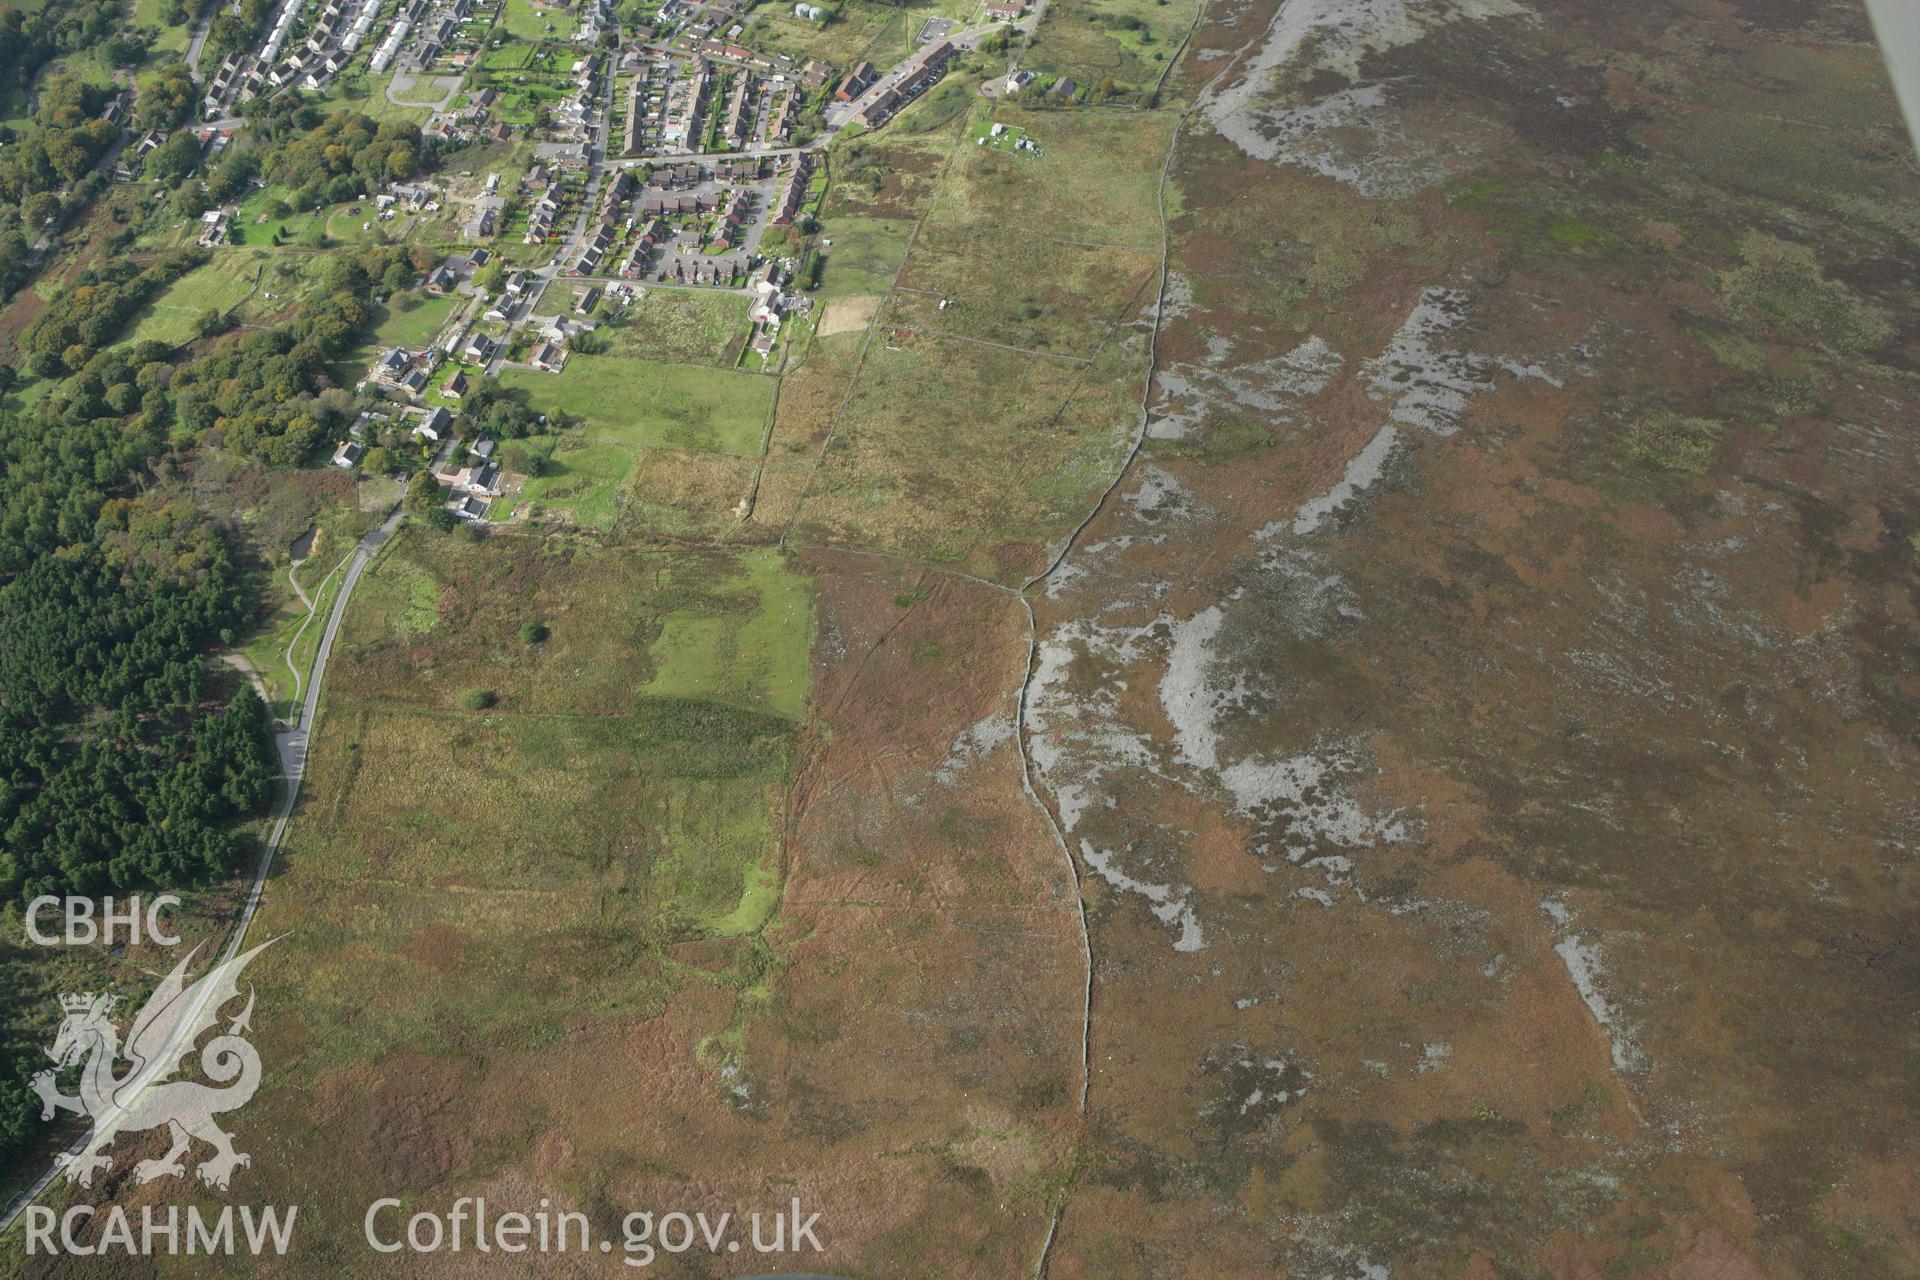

[771,151,813,225]
[852,39,954,130]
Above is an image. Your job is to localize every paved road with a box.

[822,15,1019,132]
[387,72,463,110]
[569,271,754,296]
[257,502,402,832]
[488,66,617,374]
[0,502,405,1238]
[612,144,807,167]
[186,0,219,83]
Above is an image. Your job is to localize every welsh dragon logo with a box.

[30,940,277,1191]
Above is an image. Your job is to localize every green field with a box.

[351,83,437,125]
[610,289,750,366]
[488,433,635,529]
[500,354,774,454]
[479,36,538,70]
[789,328,1142,580]
[815,215,913,297]
[930,105,1174,249]
[746,1,901,68]
[642,547,812,720]
[231,182,451,252]
[226,536,817,1238]
[487,351,779,531]
[233,184,313,245]
[131,0,192,53]
[375,293,458,347]
[1020,0,1198,99]
[125,252,268,344]
[889,221,1160,358]
[331,293,461,386]
[499,0,573,41]
[284,532,812,941]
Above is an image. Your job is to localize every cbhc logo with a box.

[23,896,182,946]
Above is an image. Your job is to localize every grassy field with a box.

[233,184,313,245]
[815,215,913,298]
[131,0,191,53]
[331,531,811,718]
[478,36,538,70]
[489,354,779,529]
[268,532,812,984]
[613,446,764,541]
[330,293,461,386]
[374,293,458,347]
[888,221,1160,358]
[499,0,573,41]
[609,288,750,366]
[929,104,1174,249]
[349,81,437,125]
[124,251,268,344]
[1020,0,1198,98]
[487,433,635,529]
[499,354,774,454]
[788,329,1142,579]
[776,97,1162,579]
[747,1,900,68]
[205,536,816,1260]
[230,182,454,253]
[642,546,812,720]
[385,73,462,106]
[886,74,977,139]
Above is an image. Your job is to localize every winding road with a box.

[0,502,405,1237]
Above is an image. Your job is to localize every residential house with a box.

[771,152,812,225]
[463,200,499,240]
[372,347,412,388]
[835,60,876,102]
[460,463,501,495]
[412,406,454,441]
[198,209,231,246]
[853,87,898,129]
[525,195,560,243]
